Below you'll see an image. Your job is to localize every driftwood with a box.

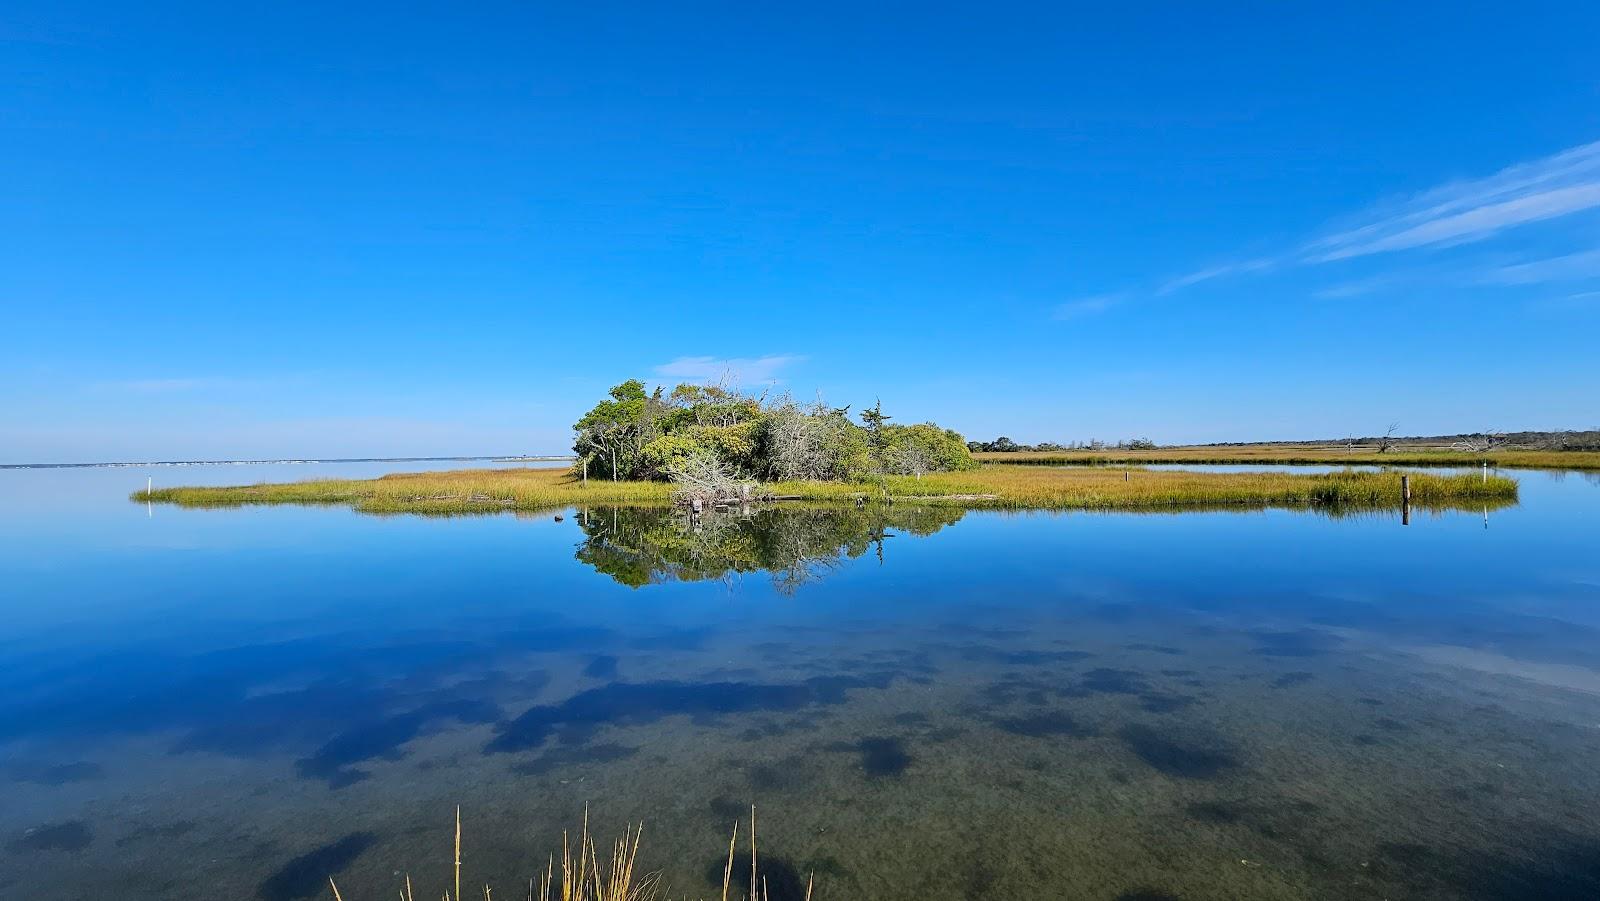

[667,453,767,509]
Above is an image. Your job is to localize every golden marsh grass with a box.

[135,464,1516,515]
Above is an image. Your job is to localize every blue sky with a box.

[4,3,1599,462]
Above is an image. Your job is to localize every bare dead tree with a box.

[887,442,932,480]
[1453,429,1507,454]
[666,452,763,507]
[1378,422,1400,453]
[763,394,855,481]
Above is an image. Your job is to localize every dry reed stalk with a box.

[323,806,808,901]
[720,822,737,901]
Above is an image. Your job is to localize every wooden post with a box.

[1482,461,1487,484]
[1123,470,1129,482]
[691,498,703,515]
[1401,474,1410,503]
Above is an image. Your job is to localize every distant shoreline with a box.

[0,455,575,470]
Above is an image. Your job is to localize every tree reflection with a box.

[573,505,965,591]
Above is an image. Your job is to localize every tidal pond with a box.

[2,463,1599,900]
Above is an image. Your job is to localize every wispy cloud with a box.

[1304,140,1600,262]
[653,354,804,384]
[92,377,238,393]
[1051,138,1600,318]
[1052,294,1123,319]
[1481,247,1600,284]
[1312,275,1397,300]
[1156,259,1272,295]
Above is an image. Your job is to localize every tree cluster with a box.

[967,436,1158,453]
[572,380,978,482]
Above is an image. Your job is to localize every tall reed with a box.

[327,807,810,901]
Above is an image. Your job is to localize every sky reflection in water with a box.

[1,463,1599,900]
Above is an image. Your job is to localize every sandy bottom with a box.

[5,608,1600,901]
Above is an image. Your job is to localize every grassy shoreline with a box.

[974,445,1600,471]
[134,464,1517,515]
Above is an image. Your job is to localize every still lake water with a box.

[3,463,1600,900]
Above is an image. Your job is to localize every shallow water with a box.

[2,463,1600,900]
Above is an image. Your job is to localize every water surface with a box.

[2,463,1599,900]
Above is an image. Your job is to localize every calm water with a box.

[3,463,1600,900]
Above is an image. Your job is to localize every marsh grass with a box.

[974,444,1600,471]
[135,464,1515,515]
[327,806,809,901]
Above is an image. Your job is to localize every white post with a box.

[1482,461,1487,483]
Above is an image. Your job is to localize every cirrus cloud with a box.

[652,354,805,384]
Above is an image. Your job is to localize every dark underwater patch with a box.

[980,675,1066,706]
[115,820,196,847]
[1138,693,1197,713]
[1119,725,1237,779]
[857,737,912,777]
[708,796,746,825]
[7,761,103,785]
[706,853,809,901]
[258,833,376,901]
[485,674,895,754]
[7,820,92,852]
[747,754,815,791]
[958,645,1093,666]
[1125,644,1185,655]
[583,655,619,679]
[1186,800,1243,824]
[1369,833,1600,901]
[1252,630,1340,658]
[1271,672,1316,688]
[1080,668,1147,694]
[511,742,638,776]
[295,699,501,787]
[964,859,998,897]
[992,710,1095,739]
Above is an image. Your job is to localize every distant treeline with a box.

[1194,430,1600,452]
[970,430,1600,454]
[968,436,1157,453]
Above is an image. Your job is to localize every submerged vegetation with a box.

[136,463,1517,516]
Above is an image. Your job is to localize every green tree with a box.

[573,379,656,480]
[859,399,892,461]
